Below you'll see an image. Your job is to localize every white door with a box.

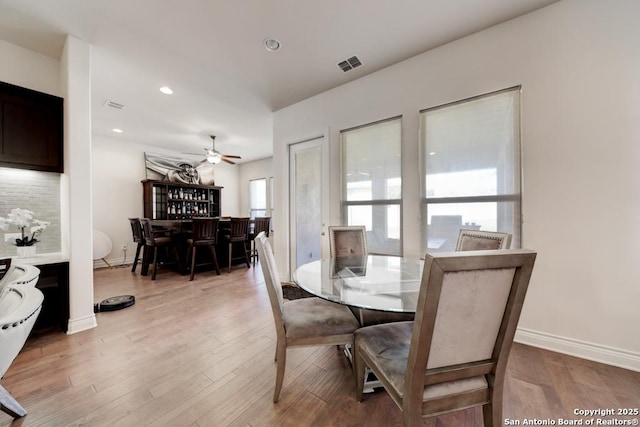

[289,136,329,273]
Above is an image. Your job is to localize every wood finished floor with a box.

[1,263,639,427]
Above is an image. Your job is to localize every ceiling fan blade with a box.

[221,157,236,165]
[222,154,241,159]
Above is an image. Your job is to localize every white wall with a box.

[273,0,640,370]
[1,37,97,333]
[0,39,60,96]
[92,134,241,266]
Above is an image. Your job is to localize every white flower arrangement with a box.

[0,208,50,246]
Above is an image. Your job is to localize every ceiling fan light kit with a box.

[185,135,242,165]
[207,151,222,164]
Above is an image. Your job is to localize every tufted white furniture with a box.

[354,249,536,427]
[0,264,40,292]
[0,284,44,418]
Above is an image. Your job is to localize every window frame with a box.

[340,115,403,256]
[419,86,522,253]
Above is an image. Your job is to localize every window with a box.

[249,178,267,218]
[420,87,521,253]
[341,117,402,255]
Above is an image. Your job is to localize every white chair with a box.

[354,249,536,426]
[329,226,413,326]
[0,264,40,292]
[328,226,367,257]
[93,229,113,268]
[255,231,359,402]
[0,285,44,418]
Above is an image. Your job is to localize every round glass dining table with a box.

[292,255,424,313]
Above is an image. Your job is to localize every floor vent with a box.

[338,55,362,72]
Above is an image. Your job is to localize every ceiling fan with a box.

[187,135,241,165]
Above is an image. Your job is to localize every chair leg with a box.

[228,242,233,273]
[0,384,27,418]
[354,343,366,402]
[251,240,259,266]
[141,245,150,276]
[483,386,502,427]
[151,247,159,280]
[189,245,197,281]
[242,241,250,268]
[131,242,143,272]
[273,340,287,403]
[209,245,221,275]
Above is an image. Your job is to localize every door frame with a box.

[288,134,330,276]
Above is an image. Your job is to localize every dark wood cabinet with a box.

[142,180,222,220]
[0,81,64,173]
[34,261,69,333]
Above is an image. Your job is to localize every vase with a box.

[16,245,37,258]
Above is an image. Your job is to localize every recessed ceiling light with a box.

[112,128,123,133]
[264,38,281,52]
[159,86,173,95]
[428,152,436,156]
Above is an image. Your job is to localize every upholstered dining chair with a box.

[221,217,251,272]
[328,225,367,257]
[248,216,271,266]
[186,217,221,280]
[354,249,537,427]
[455,229,512,251]
[255,231,360,403]
[128,217,145,273]
[329,225,413,327]
[140,218,181,280]
[0,285,44,418]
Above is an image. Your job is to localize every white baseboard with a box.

[92,257,129,269]
[515,328,640,372]
[67,313,97,334]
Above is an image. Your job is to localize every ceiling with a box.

[0,0,558,164]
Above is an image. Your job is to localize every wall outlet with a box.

[4,233,21,243]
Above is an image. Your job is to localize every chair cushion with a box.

[355,321,488,400]
[353,308,415,326]
[283,297,359,340]
[187,238,216,246]
[152,236,172,245]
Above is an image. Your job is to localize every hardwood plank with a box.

[0,265,637,427]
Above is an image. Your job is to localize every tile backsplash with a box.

[0,167,61,257]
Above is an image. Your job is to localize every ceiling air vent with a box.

[338,55,362,72]
[104,100,124,109]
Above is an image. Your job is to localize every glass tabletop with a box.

[292,255,424,313]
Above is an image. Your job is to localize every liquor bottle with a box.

[179,188,184,199]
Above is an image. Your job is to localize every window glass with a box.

[341,117,402,255]
[249,178,267,218]
[420,87,521,253]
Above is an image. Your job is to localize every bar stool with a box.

[186,218,221,280]
[248,217,271,266]
[222,217,251,272]
[128,218,145,273]
[140,218,180,280]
